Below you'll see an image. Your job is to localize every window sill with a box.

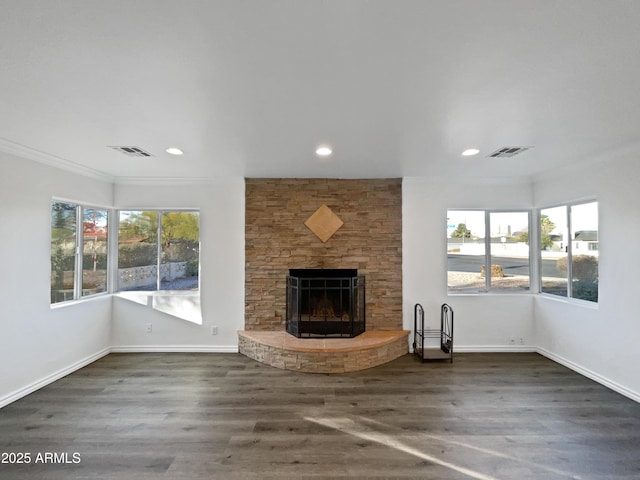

[114,291,202,324]
[447,291,533,297]
[537,293,599,310]
[115,290,199,301]
[50,292,111,309]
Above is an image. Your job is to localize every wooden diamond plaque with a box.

[304,204,344,243]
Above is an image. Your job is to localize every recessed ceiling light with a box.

[315,146,332,157]
[166,147,184,156]
[462,148,480,156]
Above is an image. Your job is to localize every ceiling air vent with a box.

[109,146,154,157]
[488,146,531,158]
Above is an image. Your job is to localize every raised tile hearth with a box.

[238,330,410,373]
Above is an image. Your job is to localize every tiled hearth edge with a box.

[238,330,410,373]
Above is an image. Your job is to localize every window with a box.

[82,208,109,296]
[50,201,109,304]
[117,210,199,292]
[540,201,598,302]
[447,210,531,293]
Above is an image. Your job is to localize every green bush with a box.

[117,242,199,268]
[118,243,157,268]
[186,260,199,277]
[572,280,599,302]
[83,253,107,270]
[557,255,598,281]
[53,253,108,271]
[163,241,199,263]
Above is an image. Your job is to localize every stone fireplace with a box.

[286,268,365,338]
[245,178,402,332]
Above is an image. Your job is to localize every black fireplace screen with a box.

[286,270,365,338]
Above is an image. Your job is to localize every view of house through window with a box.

[118,210,199,292]
[447,210,530,293]
[50,201,108,304]
[82,208,108,296]
[540,201,598,302]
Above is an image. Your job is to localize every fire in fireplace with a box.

[286,269,365,338]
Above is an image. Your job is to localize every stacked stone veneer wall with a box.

[245,178,402,331]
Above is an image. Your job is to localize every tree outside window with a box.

[51,201,108,304]
[118,210,199,292]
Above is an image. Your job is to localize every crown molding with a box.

[0,138,114,183]
[113,175,243,186]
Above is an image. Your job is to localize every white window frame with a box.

[447,209,533,295]
[50,198,111,306]
[538,199,599,304]
[116,209,200,293]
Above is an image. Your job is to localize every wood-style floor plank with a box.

[0,352,639,479]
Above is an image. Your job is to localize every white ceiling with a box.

[1,0,640,182]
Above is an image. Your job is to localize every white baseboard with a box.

[409,345,536,354]
[110,345,239,353]
[0,345,239,408]
[536,347,640,403]
[453,345,536,353]
[0,347,111,409]
[420,345,639,403]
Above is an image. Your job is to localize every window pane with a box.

[160,212,200,291]
[51,201,77,303]
[82,208,108,296]
[570,202,598,302]
[489,212,530,292]
[447,210,486,293]
[540,206,568,297]
[118,211,158,291]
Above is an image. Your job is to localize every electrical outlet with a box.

[146,323,152,333]
[211,326,218,335]
[519,337,524,345]
[509,337,515,345]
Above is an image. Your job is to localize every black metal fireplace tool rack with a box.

[413,303,454,362]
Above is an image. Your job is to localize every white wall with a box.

[111,179,245,351]
[0,152,113,407]
[403,177,535,350]
[534,153,640,401]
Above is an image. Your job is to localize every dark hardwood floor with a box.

[0,352,639,479]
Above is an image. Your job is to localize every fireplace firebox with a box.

[286,269,365,338]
